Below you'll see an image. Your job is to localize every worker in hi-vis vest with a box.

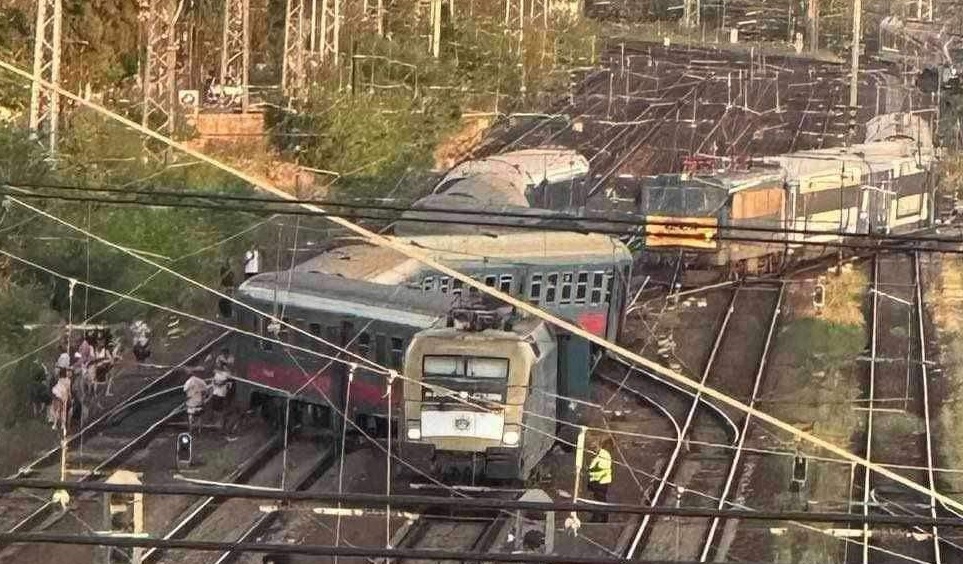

[587,437,613,523]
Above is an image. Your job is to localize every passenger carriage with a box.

[232,231,633,432]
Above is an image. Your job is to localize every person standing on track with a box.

[587,437,613,523]
[183,370,208,431]
[211,348,234,430]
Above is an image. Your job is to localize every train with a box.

[232,230,633,438]
[401,304,560,481]
[629,112,936,281]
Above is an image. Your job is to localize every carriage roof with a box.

[293,231,633,284]
[237,271,452,328]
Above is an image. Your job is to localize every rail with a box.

[8,330,228,480]
[855,252,943,564]
[139,433,285,564]
[211,445,337,564]
[624,286,741,558]
[698,282,785,561]
[1,403,184,551]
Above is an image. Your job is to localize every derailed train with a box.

[232,229,633,478]
[230,112,938,480]
[630,113,936,280]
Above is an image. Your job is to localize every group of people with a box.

[182,347,235,432]
[47,329,119,431]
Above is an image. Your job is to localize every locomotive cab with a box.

[401,305,558,482]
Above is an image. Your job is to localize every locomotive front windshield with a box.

[421,355,508,405]
[645,185,726,216]
[423,356,509,379]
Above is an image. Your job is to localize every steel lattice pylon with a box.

[682,0,700,28]
[221,0,250,109]
[319,0,342,65]
[282,0,306,98]
[528,0,550,28]
[140,0,180,149]
[28,0,63,154]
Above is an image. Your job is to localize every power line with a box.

[0,532,771,564]
[3,480,963,527]
[11,179,959,245]
[4,58,960,520]
[4,188,963,255]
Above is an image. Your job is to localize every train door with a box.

[860,182,893,235]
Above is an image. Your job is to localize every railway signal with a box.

[175,432,193,467]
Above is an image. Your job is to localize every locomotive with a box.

[628,113,936,281]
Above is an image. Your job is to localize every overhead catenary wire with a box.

[0,215,270,378]
[3,59,962,522]
[0,241,936,562]
[6,179,963,247]
[6,188,963,256]
[3,479,963,528]
[0,531,822,564]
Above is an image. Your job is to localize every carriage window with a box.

[422,277,435,292]
[590,272,605,305]
[575,272,588,304]
[604,273,614,303]
[390,337,405,368]
[358,333,371,357]
[375,334,388,365]
[259,318,273,351]
[439,277,451,294]
[560,273,573,305]
[309,323,322,337]
[545,273,559,303]
[451,278,463,298]
[529,274,543,302]
[484,274,498,287]
[499,274,513,294]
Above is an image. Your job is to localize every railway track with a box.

[617,283,782,561]
[392,507,506,564]
[0,334,239,562]
[848,252,955,564]
[144,435,336,564]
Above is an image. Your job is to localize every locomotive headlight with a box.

[502,430,520,446]
[407,427,422,440]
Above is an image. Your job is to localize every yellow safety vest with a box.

[588,448,612,485]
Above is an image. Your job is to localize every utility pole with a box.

[849,0,861,110]
[140,0,180,159]
[221,0,250,110]
[847,0,861,148]
[319,0,342,66]
[28,0,63,155]
[282,0,306,98]
[430,0,442,58]
[807,0,819,53]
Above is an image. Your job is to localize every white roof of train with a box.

[435,149,590,195]
[295,231,633,285]
[765,136,932,182]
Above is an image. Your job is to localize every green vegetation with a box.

[771,527,842,564]
[754,272,869,562]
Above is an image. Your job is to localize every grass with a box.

[751,267,868,562]
[771,527,843,564]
